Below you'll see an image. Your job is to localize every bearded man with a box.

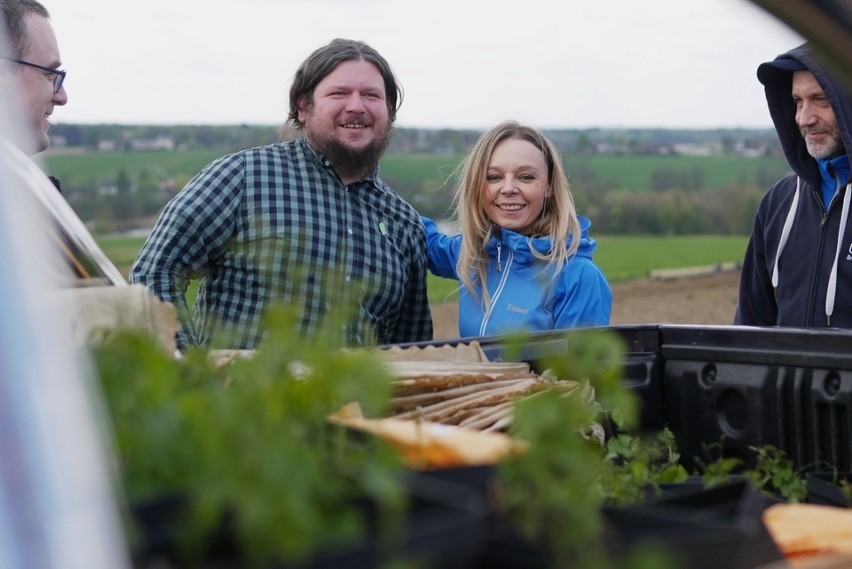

[735,43,852,328]
[131,38,433,350]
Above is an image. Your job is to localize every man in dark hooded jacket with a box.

[735,43,852,328]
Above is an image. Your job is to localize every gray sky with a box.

[49,0,804,130]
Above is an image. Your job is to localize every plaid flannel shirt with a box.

[130,138,433,350]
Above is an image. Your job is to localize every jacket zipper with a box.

[479,248,514,336]
[809,187,834,325]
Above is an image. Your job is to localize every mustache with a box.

[799,126,838,139]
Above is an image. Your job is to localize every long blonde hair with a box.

[452,121,580,305]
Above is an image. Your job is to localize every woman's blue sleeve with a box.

[421,216,461,279]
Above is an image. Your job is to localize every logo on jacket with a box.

[506,303,529,315]
[847,242,852,260]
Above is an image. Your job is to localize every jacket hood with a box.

[758,43,852,185]
[486,215,597,260]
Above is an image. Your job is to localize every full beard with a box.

[314,127,394,180]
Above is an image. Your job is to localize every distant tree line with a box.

[571,180,766,236]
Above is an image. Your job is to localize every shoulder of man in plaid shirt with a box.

[131,139,433,350]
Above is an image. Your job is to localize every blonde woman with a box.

[423,121,612,338]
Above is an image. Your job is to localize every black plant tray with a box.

[806,472,852,507]
[130,468,490,569]
[390,470,787,569]
[601,479,785,569]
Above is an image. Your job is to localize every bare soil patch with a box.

[430,270,740,339]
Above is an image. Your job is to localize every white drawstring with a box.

[772,177,800,290]
[773,177,852,326]
[825,183,852,326]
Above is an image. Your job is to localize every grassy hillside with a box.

[42,149,224,186]
[44,150,790,195]
[566,154,790,191]
[592,235,748,282]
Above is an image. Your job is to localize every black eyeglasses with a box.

[1,57,66,93]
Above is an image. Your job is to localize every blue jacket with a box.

[423,216,612,338]
[735,44,852,328]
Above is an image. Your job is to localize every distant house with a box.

[672,143,715,156]
[99,181,117,196]
[594,142,630,154]
[734,141,768,158]
[130,136,175,151]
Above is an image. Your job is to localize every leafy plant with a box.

[745,445,807,502]
[601,427,690,507]
[840,479,852,505]
[694,439,744,488]
[689,438,809,500]
[93,302,410,566]
[495,328,671,569]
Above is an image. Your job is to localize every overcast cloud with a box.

[48,0,804,129]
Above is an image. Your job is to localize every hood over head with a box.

[758,43,852,185]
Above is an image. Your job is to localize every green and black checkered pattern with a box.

[130,138,433,350]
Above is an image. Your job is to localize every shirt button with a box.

[345,275,351,283]
[348,228,353,235]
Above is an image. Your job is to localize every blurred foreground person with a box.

[735,44,852,327]
[0,0,67,156]
[0,0,123,284]
[131,38,433,351]
[422,120,612,338]
[0,4,131,566]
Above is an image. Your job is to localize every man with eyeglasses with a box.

[0,0,67,155]
[0,0,96,286]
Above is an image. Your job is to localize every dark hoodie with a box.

[735,43,852,327]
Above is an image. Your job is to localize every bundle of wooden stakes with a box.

[378,343,596,432]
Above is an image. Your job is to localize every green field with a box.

[564,154,789,191]
[325,153,790,194]
[44,150,790,195]
[43,149,225,186]
[98,234,749,303]
[592,234,748,281]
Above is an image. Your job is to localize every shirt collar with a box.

[817,154,851,185]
